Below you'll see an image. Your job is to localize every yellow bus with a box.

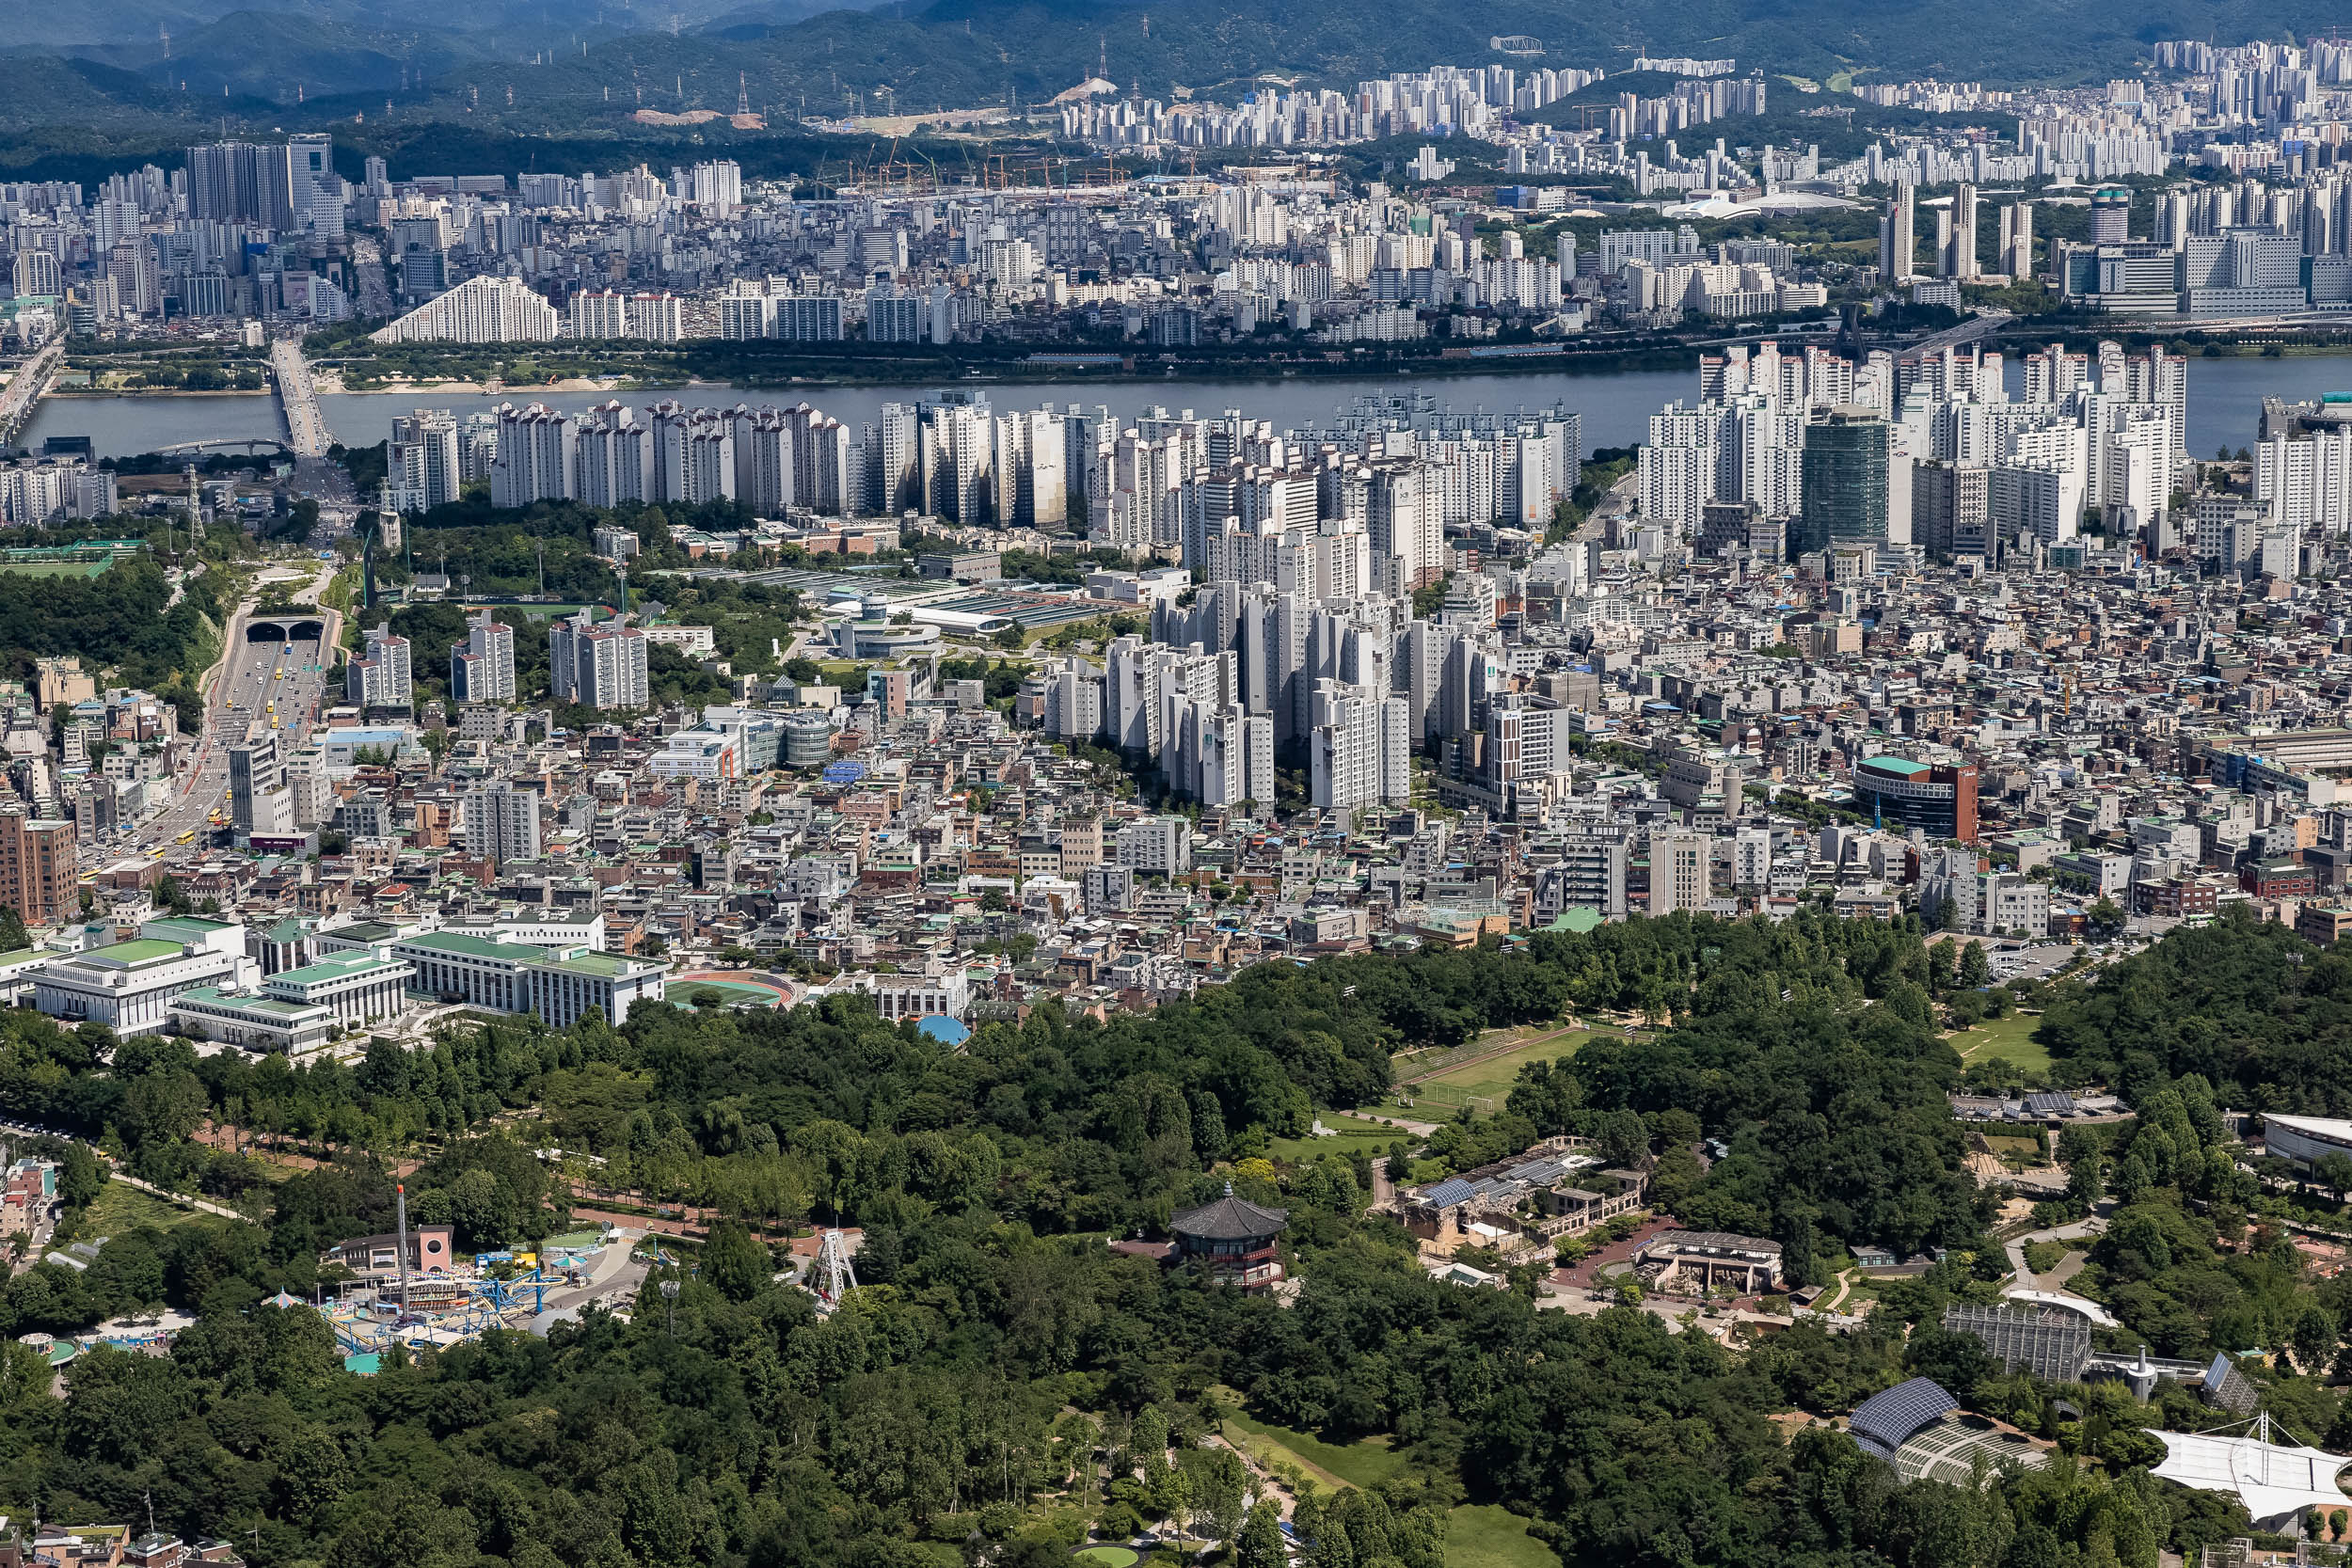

[176,830,195,844]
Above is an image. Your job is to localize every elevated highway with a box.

[0,339,65,454]
[269,337,334,457]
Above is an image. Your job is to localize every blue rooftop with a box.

[916,1015,971,1047]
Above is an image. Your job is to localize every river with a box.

[22,351,2352,463]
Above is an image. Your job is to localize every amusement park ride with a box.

[317,1183,872,1359]
[324,1182,577,1359]
[811,1227,859,1311]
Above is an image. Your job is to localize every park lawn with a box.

[1264,1112,1410,1165]
[1948,1013,2053,1074]
[1412,1029,1596,1114]
[1446,1504,1555,1568]
[78,1179,212,1236]
[1217,1404,1406,1490]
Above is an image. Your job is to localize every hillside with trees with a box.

[7,914,2352,1567]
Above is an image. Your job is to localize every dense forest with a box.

[7,913,2352,1568]
[0,554,227,726]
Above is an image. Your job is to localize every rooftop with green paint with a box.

[75,939,193,967]
[395,931,556,963]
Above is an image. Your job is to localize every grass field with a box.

[1265,1112,1410,1165]
[78,1180,211,1236]
[1215,1397,1552,1565]
[1948,1014,2053,1074]
[1446,1504,1555,1568]
[1218,1405,1406,1490]
[1408,1027,1595,1115]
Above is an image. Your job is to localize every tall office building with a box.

[461,781,542,865]
[1912,460,1992,559]
[228,729,294,835]
[1796,406,1893,557]
[288,134,339,236]
[549,611,649,710]
[1647,832,1710,915]
[450,609,516,705]
[2089,187,2131,244]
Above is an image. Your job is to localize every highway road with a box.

[350,236,396,322]
[1905,308,2015,357]
[0,338,65,452]
[137,560,343,858]
[270,337,334,459]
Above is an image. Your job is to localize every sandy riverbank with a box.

[311,372,639,396]
[47,387,271,398]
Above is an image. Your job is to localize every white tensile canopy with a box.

[2147,1422,2352,1528]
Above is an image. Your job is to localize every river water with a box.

[23,352,2352,463]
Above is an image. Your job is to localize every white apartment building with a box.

[449,608,516,705]
[370,276,559,344]
[1310,678,1411,811]
[346,623,414,708]
[549,611,650,710]
[490,403,578,508]
[1116,816,1195,875]
[460,781,542,864]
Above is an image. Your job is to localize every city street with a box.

[137,560,342,857]
[350,236,396,321]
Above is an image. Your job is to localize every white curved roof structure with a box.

[2002,1289,2122,1328]
[2148,1426,2352,1527]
